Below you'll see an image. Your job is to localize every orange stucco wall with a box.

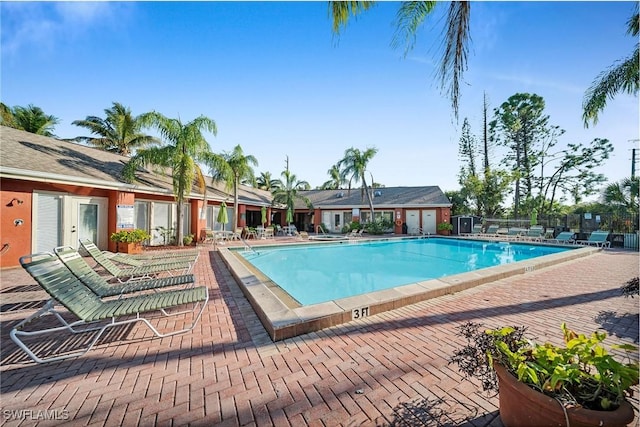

[1,188,33,268]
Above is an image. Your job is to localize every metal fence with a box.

[483,211,639,249]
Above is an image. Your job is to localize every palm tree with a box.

[206,145,258,231]
[583,6,639,127]
[123,112,217,246]
[320,163,346,189]
[0,103,17,128]
[602,177,639,212]
[72,102,159,156]
[272,157,311,226]
[256,171,280,192]
[1,103,60,136]
[337,147,378,220]
[330,1,471,118]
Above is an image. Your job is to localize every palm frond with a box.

[329,1,376,35]
[391,1,437,55]
[437,1,471,119]
[582,47,639,127]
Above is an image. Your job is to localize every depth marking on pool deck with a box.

[218,237,600,341]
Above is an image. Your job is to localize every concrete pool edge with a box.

[217,239,600,341]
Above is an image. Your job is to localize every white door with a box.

[322,211,332,232]
[69,197,108,249]
[422,210,437,234]
[406,210,420,234]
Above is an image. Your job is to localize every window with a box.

[35,193,62,252]
[134,201,149,232]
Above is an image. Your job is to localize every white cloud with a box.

[1,2,134,56]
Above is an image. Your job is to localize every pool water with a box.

[239,238,571,306]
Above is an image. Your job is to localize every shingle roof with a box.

[0,126,271,205]
[295,187,451,209]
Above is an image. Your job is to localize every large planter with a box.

[116,242,143,254]
[495,363,635,427]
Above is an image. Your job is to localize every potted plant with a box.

[183,233,195,246]
[437,221,453,236]
[110,229,151,254]
[449,321,638,427]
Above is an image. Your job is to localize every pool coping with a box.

[217,236,601,341]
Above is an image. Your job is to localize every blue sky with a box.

[2,1,638,200]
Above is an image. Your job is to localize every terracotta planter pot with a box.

[117,242,142,254]
[495,363,635,427]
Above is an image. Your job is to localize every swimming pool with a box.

[219,236,596,341]
[239,239,571,305]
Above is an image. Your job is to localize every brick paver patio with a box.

[1,244,638,426]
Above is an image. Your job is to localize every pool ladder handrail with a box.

[240,236,258,254]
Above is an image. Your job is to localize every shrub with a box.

[110,229,151,244]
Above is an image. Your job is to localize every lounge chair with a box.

[545,231,576,244]
[504,228,526,240]
[481,224,499,237]
[106,250,198,267]
[522,226,544,242]
[12,252,208,363]
[469,224,483,236]
[575,231,611,248]
[55,246,196,298]
[79,239,193,283]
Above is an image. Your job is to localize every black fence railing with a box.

[481,211,639,249]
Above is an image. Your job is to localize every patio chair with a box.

[79,239,193,283]
[12,252,209,363]
[469,224,483,236]
[263,228,274,239]
[481,224,499,237]
[106,250,198,267]
[575,231,611,248]
[522,226,544,241]
[55,246,196,298]
[231,228,243,240]
[545,231,576,244]
[504,228,526,240]
[345,229,358,238]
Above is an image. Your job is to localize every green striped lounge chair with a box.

[545,231,576,244]
[522,226,544,241]
[505,228,526,240]
[575,231,611,248]
[79,239,193,283]
[106,249,199,268]
[55,246,196,299]
[13,252,208,363]
[481,224,500,237]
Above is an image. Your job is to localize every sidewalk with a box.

[1,247,638,426]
